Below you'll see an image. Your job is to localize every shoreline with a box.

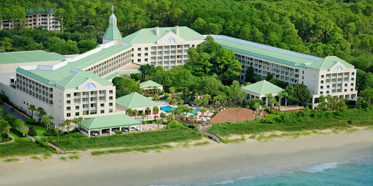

[1,130,373,186]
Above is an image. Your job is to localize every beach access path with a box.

[1,130,373,186]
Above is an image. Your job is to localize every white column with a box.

[119,127,122,131]
[129,126,132,133]
[88,130,90,137]
[109,128,112,135]
[100,129,102,136]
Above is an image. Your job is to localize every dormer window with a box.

[334,66,343,71]
[166,38,176,44]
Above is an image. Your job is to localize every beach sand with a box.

[1,130,373,186]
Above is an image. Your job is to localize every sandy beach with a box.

[1,130,373,186]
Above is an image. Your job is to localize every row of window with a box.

[66,109,113,117]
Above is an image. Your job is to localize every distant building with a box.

[0,8,61,31]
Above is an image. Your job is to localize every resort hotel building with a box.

[0,12,358,131]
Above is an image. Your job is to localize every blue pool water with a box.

[161,106,201,114]
[161,106,177,112]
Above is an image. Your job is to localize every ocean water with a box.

[205,157,373,186]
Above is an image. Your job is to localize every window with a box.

[320,86,323,89]
[334,66,343,71]
[138,48,141,51]
[352,72,355,75]
[109,103,113,107]
[109,109,113,113]
[321,80,324,84]
[67,94,71,98]
[321,75,324,78]
[351,88,354,91]
[67,107,71,111]
[345,84,347,87]
[138,59,141,62]
[344,89,347,92]
[166,38,176,44]
[109,90,113,94]
[75,112,79,116]
[351,83,354,86]
[66,100,71,104]
[100,110,105,114]
[100,103,104,107]
[75,106,79,110]
[67,113,71,117]
[145,47,148,51]
[109,96,113,100]
[351,78,354,81]
[327,85,330,88]
[138,53,141,57]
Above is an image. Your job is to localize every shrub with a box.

[26,119,37,125]
[15,138,32,143]
[130,73,142,81]
[116,130,123,135]
[28,126,37,136]
[347,120,353,124]
[168,120,185,129]
[33,137,50,147]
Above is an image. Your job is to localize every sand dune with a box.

[1,130,373,186]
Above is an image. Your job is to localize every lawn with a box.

[332,109,373,126]
[25,124,47,137]
[9,131,20,139]
[208,113,351,137]
[0,142,55,158]
[50,129,203,151]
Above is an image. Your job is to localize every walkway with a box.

[197,124,221,143]
[0,102,30,131]
[0,134,15,145]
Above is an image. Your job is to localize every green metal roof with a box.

[116,92,160,109]
[103,24,122,41]
[214,39,314,68]
[79,114,141,130]
[0,51,64,65]
[241,80,284,95]
[139,80,162,89]
[104,69,142,80]
[56,71,112,88]
[307,56,354,70]
[121,26,205,44]
[16,45,131,86]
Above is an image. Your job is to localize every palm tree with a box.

[167,97,172,105]
[65,119,72,135]
[60,122,66,135]
[126,108,133,116]
[166,114,173,128]
[153,106,159,120]
[194,112,198,122]
[178,99,184,105]
[133,109,139,119]
[181,113,187,123]
[54,126,60,140]
[145,107,151,121]
[37,107,45,122]
[153,86,158,94]
[200,108,207,118]
[153,94,160,102]
[76,117,83,132]
[279,91,288,106]
[209,106,214,116]
[28,105,36,119]
[141,114,146,123]
[160,112,166,122]
[41,115,52,131]
[190,115,196,123]
[275,102,281,115]
[169,87,175,99]
[253,102,260,120]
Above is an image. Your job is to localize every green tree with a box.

[41,115,53,131]
[153,106,159,120]
[28,126,37,136]
[28,105,36,119]
[146,107,151,121]
[285,84,312,105]
[0,37,13,52]
[112,77,140,97]
[245,66,255,83]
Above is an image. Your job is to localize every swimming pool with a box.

[161,106,201,114]
[161,106,177,112]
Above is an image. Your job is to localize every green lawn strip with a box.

[25,124,47,137]
[91,145,173,155]
[51,129,202,151]
[3,158,20,163]
[0,142,54,158]
[332,109,373,126]
[9,131,20,139]
[209,116,350,137]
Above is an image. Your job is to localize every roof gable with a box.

[103,24,122,40]
[116,92,160,108]
[121,26,205,44]
[79,114,141,130]
[241,80,284,95]
[55,71,112,88]
[156,31,185,44]
[307,56,354,70]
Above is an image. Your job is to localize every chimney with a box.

[175,26,179,35]
[155,27,159,36]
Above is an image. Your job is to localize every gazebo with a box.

[241,80,284,105]
[79,114,142,137]
[139,80,163,91]
[116,92,161,120]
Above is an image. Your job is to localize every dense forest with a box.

[1,0,373,93]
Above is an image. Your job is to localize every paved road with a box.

[0,103,29,131]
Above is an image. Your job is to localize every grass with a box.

[31,156,42,161]
[60,157,67,161]
[3,158,20,163]
[193,141,210,146]
[25,124,47,137]
[91,145,174,156]
[69,155,80,160]
[332,109,373,126]
[51,129,202,151]
[0,142,55,158]
[9,131,20,139]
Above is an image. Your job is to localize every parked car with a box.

[123,128,128,132]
